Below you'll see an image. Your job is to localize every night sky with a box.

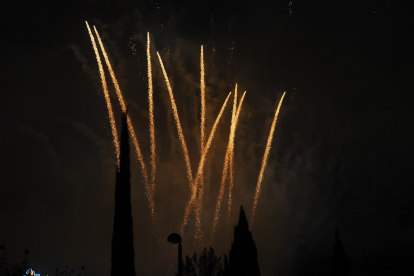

[1,0,412,275]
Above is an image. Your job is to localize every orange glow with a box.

[251,92,286,225]
[85,21,120,168]
[93,26,152,219]
[182,92,232,236]
[147,32,157,225]
[227,84,238,219]
[195,45,206,241]
[157,52,194,186]
[227,90,246,218]
[212,90,246,239]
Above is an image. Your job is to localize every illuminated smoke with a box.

[93,26,152,218]
[251,92,286,225]
[157,52,194,187]
[212,90,246,239]
[182,92,232,238]
[85,21,120,168]
[147,32,157,225]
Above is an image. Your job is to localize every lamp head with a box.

[167,233,182,244]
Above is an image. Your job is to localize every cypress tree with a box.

[111,113,136,276]
[227,206,261,276]
[333,229,350,276]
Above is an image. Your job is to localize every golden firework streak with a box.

[157,52,194,186]
[212,91,246,239]
[227,84,238,218]
[93,26,151,213]
[85,22,120,168]
[251,92,286,225]
[195,45,206,240]
[147,33,157,223]
[183,92,232,237]
[200,45,206,154]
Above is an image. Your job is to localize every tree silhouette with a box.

[227,206,261,276]
[111,113,136,276]
[0,245,29,276]
[183,247,223,276]
[54,265,85,276]
[0,245,84,276]
[333,229,350,276]
[183,247,224,276]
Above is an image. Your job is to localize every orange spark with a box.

[147,32,157,219]
[93,26,152,218]
[227,91,247,217]
[251,92,286,225]
[85,21,120,168]
[212,90,246,239]
[227,84,238,219]
[200,45,206,152]
[195,45,206,241]
[211,149,230,239]
[157,52,194,187]
[183,92,232,237]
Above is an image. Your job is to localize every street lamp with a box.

[167,233,183,276]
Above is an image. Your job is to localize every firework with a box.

[251,92,286,225]
[182,92,232,236]
[211,148,230,239]
[85,22,120,168]
[157,52,194,186]
[227,91,246,217]
[200,45,206,153]
[212,91,246,238]
[195,45,206,241]
[93,26,151,217]
[147,32,157,222]
[85,25,286,242]
[227,84,238,218]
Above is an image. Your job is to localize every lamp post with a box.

[167,233,183,276]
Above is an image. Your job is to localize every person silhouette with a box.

[25,268,40,276]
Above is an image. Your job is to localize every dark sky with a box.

[1,0,412,275]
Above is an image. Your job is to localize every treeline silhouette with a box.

[2,114,351,276]
[181,207,352,276]
[182,206,261,276]
[0,245,84,276]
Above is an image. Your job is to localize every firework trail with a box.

[227,91,246,219]
[200,45,206,153]
[227,91,247,217]
[85,22,120,168]
[182,92,232,237]
[212,91,246,239]
[227,84,238,219]
[157,52,194,187]
[251,92,286,225]
[93,26,151,215]
[195,45,206,241]
[147,32,157,221]
[211,142,230,239]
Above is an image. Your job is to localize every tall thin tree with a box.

[333,229,350,276]
[111,113,136,276]
[227,206,261,276]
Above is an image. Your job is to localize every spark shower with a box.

[85,21,285,241]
